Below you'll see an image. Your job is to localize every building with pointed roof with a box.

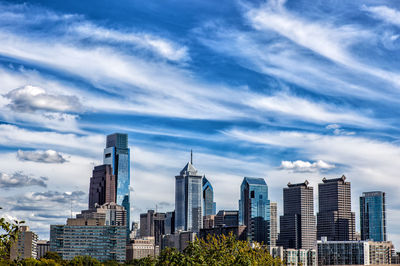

[175,151,203,233]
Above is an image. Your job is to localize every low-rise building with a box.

[36,240,50,259]
[50,217,126,262]
[10,226,38,260]
[269,246,316,266]
[161,231,196,252]
[126,237,155,260]
[202,215,215,229]
[317,239,393,265]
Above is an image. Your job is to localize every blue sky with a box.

[0,0,399,247]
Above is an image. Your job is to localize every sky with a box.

[0,0,399,248]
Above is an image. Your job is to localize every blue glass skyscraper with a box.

[360,191,386,241]
[175,151,202,233]
[103,133,130,236]
[202,176,216,216]
[239,177,270,244]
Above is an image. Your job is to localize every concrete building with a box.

[88,164,116,209]
[175,151,203,233]
[215,210,239,227]
[161,231,196,252]
[270,202,278,247]
[126,237,155,260]
[199,225,247,241]
[360,191,386,241]
[317,175,356,241]
[10,226,38,260]
[50,217,126,262]
[278,181,316,249]
[202,176,216,216]
[269,246,316,266]
[78,202,127,226]
[239,177,270,244]
[164,211,175,235]
[203,215,215,229]
[317,239,393,265]
[139,210,166,248]
[36,240,50,259]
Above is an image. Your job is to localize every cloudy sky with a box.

[0,0,399,247]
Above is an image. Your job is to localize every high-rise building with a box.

[164,211,175,235]
[202,176,216,216]
[103,133,131,235]
[239,177,270,244]
[88,164,116,209]
[36,240,49,259]
[175,152,203,233]
[317,175,355,241]
[140,210,166,247]
[215,210,239,227]
[278,181,316,249]
[10,226,38,260]
[360,191,386,241]
[50,216,126,262]
[270,202,278,247]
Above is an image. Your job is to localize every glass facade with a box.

[202,176,216,216]
[103,133,130,238]
[50,225,126,262]
[239,177,270,244]
[360,191,386,241]
[175,161,202,232]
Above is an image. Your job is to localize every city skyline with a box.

[0,0,399,251]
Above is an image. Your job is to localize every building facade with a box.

[50,217,126,262]
[317,239,393,265]
[317,175,355,241]
[10,226,38,260]
[78,202,127,226]
[202,176,216,216]
[88,164,116,209]
[270,202,278,247]
[103,133,131,234]
[126,237,155,260]
[239,177,270,244]
[36,240,50,259]
[139,210,166,247]
[175,153,203,233]
[215,210,239,227]
[164,211,175,235]
[360,191,386,241]
[278,181,316,249]
[161,231,196,252]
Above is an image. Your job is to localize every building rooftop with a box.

[322,175,347,184]
[287,180,310,188]
[243,177,266,185]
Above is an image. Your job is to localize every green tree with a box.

[43,252,62,263]
[68,255,102,266]
[0,207,25,261]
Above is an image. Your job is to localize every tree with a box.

[43,252,62,263]
[0,207,25,261]
[67,256,102,266]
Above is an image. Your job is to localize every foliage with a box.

[68,255,102,266]
[43,252,62,263]
[0,206,25,260]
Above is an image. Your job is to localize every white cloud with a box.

[362,5,400,27]
[73,23,189,62]
[0,172,47,188]
[280,160,335,173]
[17,149,68,164]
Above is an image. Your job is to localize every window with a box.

[251,191,255,198]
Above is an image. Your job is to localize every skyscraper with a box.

[88,164,116,209]
[270,202,278,247]
[278,181,316,249]
[103,133,131,235]
[360,191,386,241]
[140,210,166,247]
[317,175,355,241]
[239,177,270,244]
[202,176,216,216]
[175,151,203,233]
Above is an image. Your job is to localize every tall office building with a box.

[88,164,116,209]
[360,191,386,241]
[164,211,175,235]
[215,210,239,227]
[317,175,355,241]
[103,133,131,234]
[270,202,278,247]
[203,176,216,216]
[239,177,270,244]
[175,151,203,233]
[278,181,316,249]
[140,210,166,247]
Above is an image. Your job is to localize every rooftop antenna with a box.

[70,196,73,218]
[191,149,193,164]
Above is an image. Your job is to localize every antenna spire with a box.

[190,149,193,164]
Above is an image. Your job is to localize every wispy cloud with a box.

[0,172,47,188]
[362,5,400,27]
[17,149,68,164]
